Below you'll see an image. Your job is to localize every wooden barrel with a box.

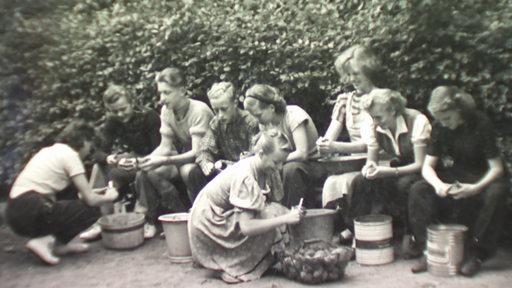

[98,213,145,250]
[354,214,394,265]
[427,224,467,276]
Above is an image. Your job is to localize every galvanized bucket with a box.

[159,213,192,264]
[354,214,394,265]
[426,224,468,277]
[290,208,337,243]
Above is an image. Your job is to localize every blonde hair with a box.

[334,45,385,86]
[253,129,292,155]
[361,88,407,115]
[207,82,235,101]
[428,86,476,115]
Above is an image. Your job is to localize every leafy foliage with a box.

[1,0,512,196]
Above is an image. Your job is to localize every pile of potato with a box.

[277,240,352,284]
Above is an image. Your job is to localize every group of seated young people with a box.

[6,44,509,283]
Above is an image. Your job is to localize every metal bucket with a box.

[426,224,467,277]
[354,214,394,265]
[98,213,145,250]
[159,213,192,264]
[290,209,337,243]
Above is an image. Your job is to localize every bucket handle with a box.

[303,238,324,245]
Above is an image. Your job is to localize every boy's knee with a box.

[323,177,337,192]
[282,162,303,178]
[396,175,419,193]
[409,180,430,200]
[484,181,509,203]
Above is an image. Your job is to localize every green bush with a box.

[1,0,511,196]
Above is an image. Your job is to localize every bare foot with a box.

[79,223,102,241]
[53,242,90,256]
[26,236,60,265]
[220,272,242,284]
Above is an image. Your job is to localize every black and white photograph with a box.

[1,0,512,287]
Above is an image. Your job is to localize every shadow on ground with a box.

[1,202,512,288]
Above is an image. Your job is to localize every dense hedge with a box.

[1,0,512,196]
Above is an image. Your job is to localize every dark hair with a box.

[156,67,186,88]
[334,45,387,88]
[54,120,95,151]
[244,84,287,114]
[103,84,134,105]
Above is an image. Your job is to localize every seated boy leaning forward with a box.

[135,67,213,239]
[187,81,259,201]
[6,120,118,265]
[92,83,161,208]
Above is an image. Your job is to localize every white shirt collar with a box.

[375,114,409,155]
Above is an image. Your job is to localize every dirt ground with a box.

[1,202,512,288]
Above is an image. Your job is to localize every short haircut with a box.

[428,86,476,115]
[361,88,407,115]
[103,84,133,105]
[207,82,236,101]
[54,119,95,151]
[155,67,185,88]
[244,84,287,114]
[334,45,386,88]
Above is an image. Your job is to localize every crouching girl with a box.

[6,120,118,265]
[188,129,305,284]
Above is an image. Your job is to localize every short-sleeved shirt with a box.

[427,111,501,178]
[191,157,272,244]
[331,91,371,142]
[160,99,214,153]
[196,109,259,165]
[10,143,85,198]
[362,108,431,164]
[260,105,319,158]
[94,106,161,163]
[189,157,285,279]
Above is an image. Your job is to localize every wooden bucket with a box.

[354,214,394,265]
[98,213,145,250]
